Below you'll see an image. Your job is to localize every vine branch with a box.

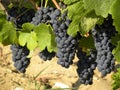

[52,0,61,10]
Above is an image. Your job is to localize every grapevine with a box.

[0,0,120,89]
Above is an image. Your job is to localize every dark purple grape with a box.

[76,48,97,85]
[10,44,30,73]
[92,16,116,77]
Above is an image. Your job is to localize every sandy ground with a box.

[0,44,117,90]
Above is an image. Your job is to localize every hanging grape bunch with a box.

[92,15,116,77]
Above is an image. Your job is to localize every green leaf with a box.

[110,0,120,34]
[61,0,79,5]
[47,25,57,52]
[19,32,30,46]
[27,32,38,51]
[67,20,80,37]
[0,12,6,25]
[0,21,17,45]
[67,1,85,20]
[34,23,56,52]
[80,11,99,35]
[83,0,116,17]
[67,1,99,36]
[112,68,120,90]
[22,23,35,32]
[112,41,120,62]
[19,32,38,51]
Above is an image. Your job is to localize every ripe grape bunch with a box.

[7,7,35,72]
[76,48,97,85]
[92,16,116,77]
[31,6,78,67]
[10,45,30,73]
[52,11,78,68]
[39,48,55,61]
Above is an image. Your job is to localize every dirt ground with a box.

[0,44,118,90]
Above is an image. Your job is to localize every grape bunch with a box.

[7,7,35,73]
[7,7,35,28]
[53,18,78,68]
[31,6,78,65]
[10,44,30,73]
[92,16,116,77]
[39,48,55,61]
[50,10,78,68]
[76,48,97,85]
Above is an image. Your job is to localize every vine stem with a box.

[52,0,61,10]
[84,33,89,37]
[15,9,30,20]
[45,0,48,8]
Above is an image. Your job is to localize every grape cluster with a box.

[31,7,78,67]
[7,7,34,73]
[31,6,59,25]
[51,11,78,68]
[39,48,55,61]
[76,48,97,85]
[10,44,30,73]
[49,10,78,68]
[92,16,116,76]
[7,7,35,28]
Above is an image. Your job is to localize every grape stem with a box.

[15,9,30,20]
[45,0,48,8]
[84,33,89,37]
[52,0,61,10]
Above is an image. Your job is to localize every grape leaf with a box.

[0,12,6,25]
[22,23,35,32]
[83,0,115,17]
[67,19,80,37]
[67,1,99,36]
[27,32,38,51]
[67,9,99,36]
[110,0,120,34]
[47,25,57,52]
[112,68,120,90]
[67,1,85,20]
[0,21,17,45]
[61,0,79,5]
[19,32,30,46]
[19,31,38,51]
[34,23,56,52]
[112,41,120,62]
[80,11,99,35]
